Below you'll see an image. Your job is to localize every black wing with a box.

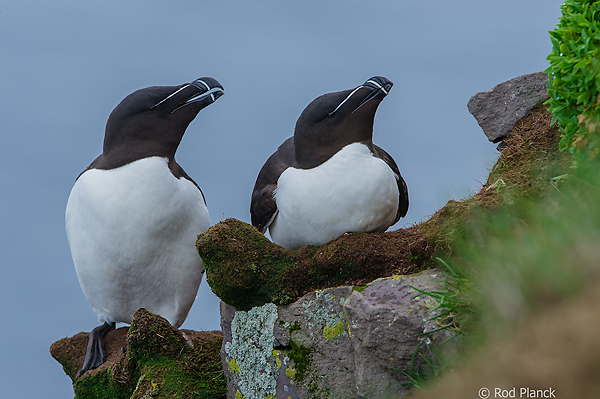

[371,144,409,223]
[167,158,207,205]
[250,137,298,233]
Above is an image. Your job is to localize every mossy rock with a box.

[196,219,434,311]
[196,219,295,310]
[197,106,569,312]
[50,309,227,399]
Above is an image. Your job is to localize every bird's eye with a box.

[327,111,335,118]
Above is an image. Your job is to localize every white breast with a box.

[65,156,210,327]
[269,143,399,250]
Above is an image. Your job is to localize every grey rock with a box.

[220,269,453,399]
[467,72,550,143]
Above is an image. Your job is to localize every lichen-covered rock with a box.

[467,72,549,143]
[220,269,452,399]
[50,308,227,399]
[223,303,280,399]
[196,219,433,311]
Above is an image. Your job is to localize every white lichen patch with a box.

[225,303,279,399]
[301,290,350,340]
[339,296,351,306]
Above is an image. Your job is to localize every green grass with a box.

[398,259,473,389]
[466,163,600,333]
[410,258,477,337]
[394,338,447,391]
[411,158,600,389]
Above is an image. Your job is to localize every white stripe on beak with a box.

[185,87,223,104]
[194,79,212,91]
[366,79,389,95]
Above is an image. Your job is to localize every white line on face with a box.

[150,85,189,109]
[330,86,363,115]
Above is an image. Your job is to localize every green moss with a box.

[73,367,131,399]
[197,219,296,310]
[197,214,436,310]
[289,321,301,333]
[352,284,368,292]
[57,310,226,399]
[126,311,191,364]
[272,350,282,369]
[286,339,312,383]
[57,355,76,379]
[162,361,225,398]
[323,321,346,341]
[227,358,241,374]
[285,368,296,379]
[117,350,227,399]
[198,217,433,310]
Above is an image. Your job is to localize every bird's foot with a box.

[76,322,116,377]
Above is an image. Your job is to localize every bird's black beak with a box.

[355,76,393,110]
[327,76,393,118]
[186,77,225,107]
[150,77,224,113]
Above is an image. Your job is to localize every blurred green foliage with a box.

[546,0,600,159]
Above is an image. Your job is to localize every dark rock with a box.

[496,141,508,151]
[467,72,550,143]
[220,269,453,399]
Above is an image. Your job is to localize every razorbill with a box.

[65,77,224,376]
[250,76,408,250]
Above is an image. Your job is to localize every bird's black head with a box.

[102,77,224,164]
[294,76,393,168]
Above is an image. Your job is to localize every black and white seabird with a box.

[65,77,224,376]
[250,76,408,250]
